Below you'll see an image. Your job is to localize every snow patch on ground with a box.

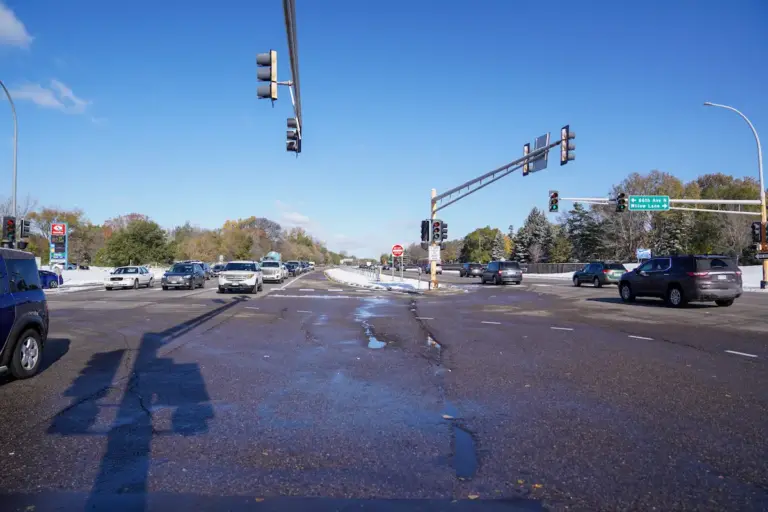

[43,265,169,293]
[326,267,429,292]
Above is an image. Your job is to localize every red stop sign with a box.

[391,244,404,257]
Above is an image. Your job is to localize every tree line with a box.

[0,199,344,267]
[400,171,762,265]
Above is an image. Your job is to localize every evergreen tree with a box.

[491,231,506,260]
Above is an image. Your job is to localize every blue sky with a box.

[0,0,766,257]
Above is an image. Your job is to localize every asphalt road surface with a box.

[1,269,766,511]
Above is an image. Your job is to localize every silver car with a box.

[260,260,284,283]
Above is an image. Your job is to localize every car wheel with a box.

[133,279,139,289]
[218,286,225,293]
[494,275,501,286]
[201,279,206,288]
[258,280,263,292]
[715,299,734,307]
[189,281,194,290]
[162,286,168,290]
[49,280,58,289]
[573,277,580,287]
[619,282,635,302]
[10,329,43,379]
[147,278,154,288]
[105,287,112,291]
[250,285,258,294]
[593,277,602,288]
[666,285,685,307]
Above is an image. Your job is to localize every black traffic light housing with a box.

[432,220,443,244]
[440,222,448,242]
[420,220,430,243]
[560,125,575,166]
[548,191,559,213]
[256,50,278,101]
[20,219,30,238]
[616,192,628,213]
[752,221,762,244]
[522,143,531,177]
[3,216,16,242]
[287,117,301,153]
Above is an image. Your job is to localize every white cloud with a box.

[281,211,310,225]
[9,80,90,114]
[0,1,32,48]
[275,199,311,226]
[90,116,107,125]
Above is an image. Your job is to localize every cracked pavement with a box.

[0,270,766,511]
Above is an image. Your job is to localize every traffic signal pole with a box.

[0,80,18,248]
[430,188,438,290]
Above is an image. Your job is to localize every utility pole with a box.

[0,80,18,247]
[703,102,766,288]
[430,188,437,289]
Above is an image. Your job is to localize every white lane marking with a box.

[550,327,573,331]
[278,272,311,290]
[628,335,653,341]
[299,288,315,292]
[725,350,758,358]
[297,310,312,314]
[415,317,434,320]
[245,306,260,310]
[532,283,552,287]
[481,321,502,325]
[328,288,343,292]
[268,294,357,299]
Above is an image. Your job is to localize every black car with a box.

[619,255,742,307]
[0,248,49,379]
[161,262,207,290]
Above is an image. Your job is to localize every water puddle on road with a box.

[443,401,478,480]
[353,298,393,349]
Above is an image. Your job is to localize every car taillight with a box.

[735,271,742,276]
[603,269,610,273]
[498,270,503,275]
[687,271,710,277]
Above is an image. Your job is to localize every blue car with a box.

[38,270,64,289]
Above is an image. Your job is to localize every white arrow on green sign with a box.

[628,195,670,212]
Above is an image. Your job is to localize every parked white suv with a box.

[218,260,263,294]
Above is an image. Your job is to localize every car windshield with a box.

[115,267,139,274]
[212,264,225,270]
[170,264,194,273]
[287,261,299,265]
[469,264,482,268]
[500,262,521,269]
[261,262,280,268]
[225,262,257,272]
[606,263,626,270]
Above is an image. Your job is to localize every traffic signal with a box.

[522,143,531,177]
[752,222,762,244]
[420,220,430,243]
[548,191,559,213]
[560,124,575,166]
[616,192,628,213]
[256,50,278,101]
[432,220,443,244]
[440,222,448,241]
[764,222,768,246]
[287,117,301,153]
[20,219,30,238]
[3,216,16,242]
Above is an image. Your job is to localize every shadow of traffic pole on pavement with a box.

[47,296,248,511]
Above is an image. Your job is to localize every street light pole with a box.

[704,101,766,289]
[0,80,18,247]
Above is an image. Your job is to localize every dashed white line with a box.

[415,317,434,320]
[328,288,343,292]
[725,350,758,358]
[481,321,502,325]
[245,306,260,310]
[628,335,653,341]
[550,327,574,331]
[297,310,312,314]
[277,273,310,291]
[299,288,315,292]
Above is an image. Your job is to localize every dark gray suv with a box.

[0,249,49,379]
[481,260,523,285]
[618,255,742,307]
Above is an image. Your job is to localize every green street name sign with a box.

[629,195,670,212]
